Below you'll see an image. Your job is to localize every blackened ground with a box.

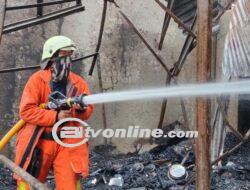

[0,132,249,190]
[211,133,250,190]
[0,166,16,190]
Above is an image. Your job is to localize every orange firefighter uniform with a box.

[15,69,93,190]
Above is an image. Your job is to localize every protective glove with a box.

[74,93,88,113]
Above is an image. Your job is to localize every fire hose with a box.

[0,93,86,151]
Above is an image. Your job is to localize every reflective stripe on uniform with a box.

[76,180,81,190]
[18,181,29,190]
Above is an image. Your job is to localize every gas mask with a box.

[51,56,72,82]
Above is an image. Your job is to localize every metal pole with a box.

[96,56,108,145]
[0,154,50,190]
[155,0,196,39]
[0,0,6,44]
[37,0,43,17]
[6,0,76,11]
[0,53,98,74]
[214,0,235,23]
[216,98,244,140]
[157,75,171,129]
[196,0,212,189]
[89,0,108,75]
[158,0,175,50]
[3,5,85,34]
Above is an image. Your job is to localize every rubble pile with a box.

[0,166,16,189]
[82,138,195,190]
[0,132,249,190]
[81,132,249,190]
[211,133,250,190]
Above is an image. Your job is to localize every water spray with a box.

[1,80,250,151]
[82,80,250,105]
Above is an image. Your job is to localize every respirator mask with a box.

[51,56,72,82]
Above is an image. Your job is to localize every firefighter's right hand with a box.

[57,110,72,120]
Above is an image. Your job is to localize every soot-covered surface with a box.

[0,133,249,190]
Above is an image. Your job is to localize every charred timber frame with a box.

[195,0,212,189]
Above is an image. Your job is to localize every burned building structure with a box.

[0,0,249,189]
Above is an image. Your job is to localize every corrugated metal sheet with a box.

[165,0,220,28]
[222,0,250,78]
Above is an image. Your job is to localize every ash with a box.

[0,128,249,190]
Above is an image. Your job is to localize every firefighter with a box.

[15,36,94,190]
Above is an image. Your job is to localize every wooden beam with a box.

[196,0,212,189]
[0,154,50,190]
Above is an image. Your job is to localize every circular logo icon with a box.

[52,117,89,147]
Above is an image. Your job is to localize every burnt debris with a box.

[0,131,249,190]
